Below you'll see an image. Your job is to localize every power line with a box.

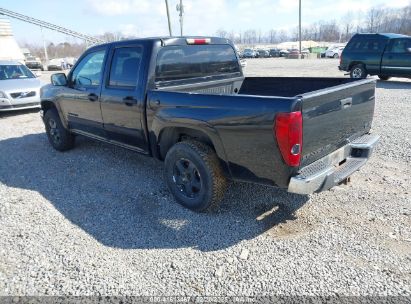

[0,7,105,44]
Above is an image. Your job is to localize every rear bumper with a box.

[288,134,379,195]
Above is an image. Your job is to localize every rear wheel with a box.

[164,140,227,212]
[333,53,339,58]
[378,75,391,81]
[44,108,74,151]
[350,64,367,79]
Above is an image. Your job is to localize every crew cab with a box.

[339,33,411,80]
[40,37,379,212]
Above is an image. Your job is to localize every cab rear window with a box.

[155,44,241,83]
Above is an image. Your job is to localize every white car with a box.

[326,46,344,58]
[0,61,42,111]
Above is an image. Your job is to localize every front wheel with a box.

[350,64,367,79]
[164,140,227,212]
[333,53,339,58]
[44,108,74,151]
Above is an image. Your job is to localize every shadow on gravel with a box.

[376,80,411,90]
[0,108,40,119]
[0,133,309,252]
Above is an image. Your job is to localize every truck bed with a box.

[238,77,356,97]
[147,77,376,187]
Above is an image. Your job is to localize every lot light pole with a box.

[299,0,302,57]
[40,26,49,65]
[176,0,184,36]
[165,0,172,36]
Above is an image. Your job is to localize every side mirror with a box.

[51,73,67,86]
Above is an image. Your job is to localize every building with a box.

[0,18,25,62]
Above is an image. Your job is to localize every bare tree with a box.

[340,12,354,42]
[215,29,228,38]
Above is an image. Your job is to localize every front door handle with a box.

[88,93,98,102]
[123,96,137,106]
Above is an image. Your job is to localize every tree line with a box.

[22,2,411,60]
[216,3,411,44]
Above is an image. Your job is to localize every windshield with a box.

[155,44,241,83]
[0,64,35,80]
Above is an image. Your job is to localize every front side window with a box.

[389,39,410,53]
[71,50,105,86]
[155,44,241,83]
[108,46,143,88]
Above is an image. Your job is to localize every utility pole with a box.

[165,0,172,36]
[298,0,302,55]
[176,0,184,36]
[40,26,49,65]
[299,0,302,57]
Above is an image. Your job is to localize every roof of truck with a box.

[354,33,410,39]
[89,36,232,50]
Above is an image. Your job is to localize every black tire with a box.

[164,140,227,212]
[333,53,339,58]
[44,108,74,151]
[378,75,391,81]
[350,64,367,79]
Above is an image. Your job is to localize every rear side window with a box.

[347,39,384,52]
[155,44,241,83]
[108,46,143,88]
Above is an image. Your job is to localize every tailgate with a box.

[300,78,376,167]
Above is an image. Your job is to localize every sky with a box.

[0,0,410,45]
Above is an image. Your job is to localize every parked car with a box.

[256,49,270,58]
[301,48,310,55]
[269,48,280,57]
[64,57,77,69]
[25,56,44,71]
[339,33,411,80]
[0,60,42,111]
[47,58,64,71]
[279,49,289,57]
[41,37,379,212]
[326,46,344,58]
[242,49,257,58]
[320,47,332,58]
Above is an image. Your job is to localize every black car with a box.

[339,33,411,80]
[269,48,280,57]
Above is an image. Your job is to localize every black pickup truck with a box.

[40,37,379,211]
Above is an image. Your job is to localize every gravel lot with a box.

[0,58,410,297]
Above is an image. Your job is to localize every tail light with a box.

[186,38,210,45]
[339,54,342,66]
[274,111,303,167]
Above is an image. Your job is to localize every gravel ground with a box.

[0,58,410,297]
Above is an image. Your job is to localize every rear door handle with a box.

[340,97,352,109]
[88,93,99,102]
